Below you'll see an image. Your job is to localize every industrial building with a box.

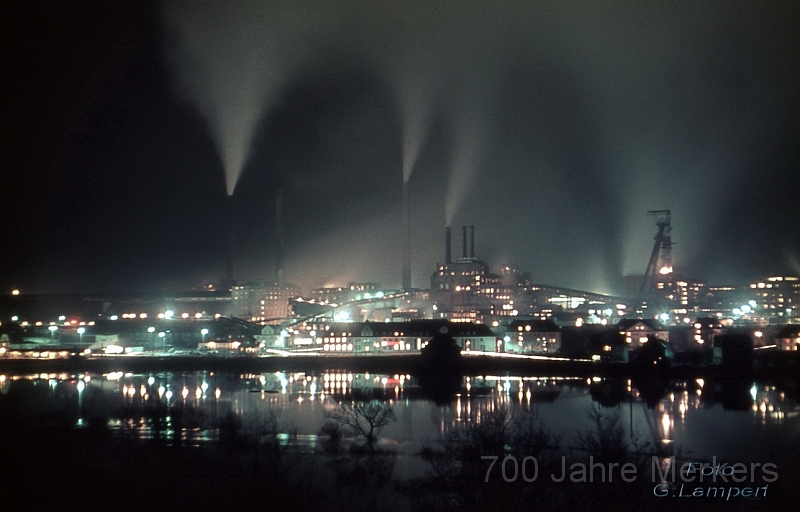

[231,280,300,324]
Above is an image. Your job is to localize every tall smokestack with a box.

[445,226,452,264]
[225,195,236,289]
[462,225,467,259]
[402,180,411,291]
[276,188,285,287]
[469,225,475,259]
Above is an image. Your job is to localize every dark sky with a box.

[3,0,799,296]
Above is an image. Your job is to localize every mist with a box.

[5,0,796,295]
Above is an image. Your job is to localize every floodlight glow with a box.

[164,310,174,319]
[333,311,351,322]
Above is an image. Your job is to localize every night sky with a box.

[3,0,799,296]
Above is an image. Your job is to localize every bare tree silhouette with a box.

[324,400,396,453]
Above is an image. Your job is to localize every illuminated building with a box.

[776,324,800,351]
[617,318,668,346]
[431,226,513,323]
[430,227,498,321]
[505,319,561,354]
[313,320,498,354]
[748,276,800,321]
[308,283,382,304]
[696,285,748,317]
[231,281,300,323]
[690,317,726,348]
[431,227,630,323]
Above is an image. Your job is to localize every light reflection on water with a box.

[1,369,798,463]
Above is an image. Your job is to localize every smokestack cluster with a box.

[444,225,475,263]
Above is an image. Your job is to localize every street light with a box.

[201,328,209,345]
[158,332,166,353]
[77,327,85,346]
[148,327,156,353]
[48,325,58,346]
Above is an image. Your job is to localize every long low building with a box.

[279,320,499,354]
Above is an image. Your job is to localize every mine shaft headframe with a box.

[639,209,674,297]
[647,210,672,235]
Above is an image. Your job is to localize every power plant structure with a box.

[431,225,506,322]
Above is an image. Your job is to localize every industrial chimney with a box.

[461,225,467,259]
[402,180,411,291]
[223,195,236,290]
[276,188,285,287]
[469,225,475,259]
[445,226,452,264]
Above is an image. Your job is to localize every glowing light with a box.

[333,311,351,322]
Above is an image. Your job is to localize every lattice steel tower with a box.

[639,210,673,297]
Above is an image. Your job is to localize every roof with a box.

[617,318,666,331]
[776,324,800,338]
[508,319,560,332]
[321,320,496,338]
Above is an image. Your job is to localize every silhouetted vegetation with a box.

[324,399,396,453]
